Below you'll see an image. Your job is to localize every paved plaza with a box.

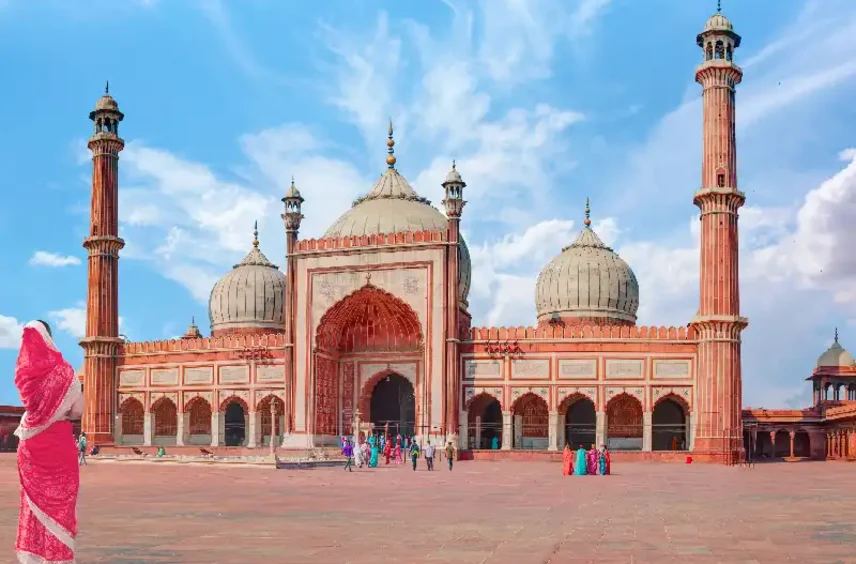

[1,456,855,563]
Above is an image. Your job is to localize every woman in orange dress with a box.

[562,444,574,476]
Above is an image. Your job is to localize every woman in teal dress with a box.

[573,445,587,475]
[597,446,607,475]
[491,436,499,450]
[369,441,379,467]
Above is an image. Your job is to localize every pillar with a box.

[595,410,606,448]
[143,412,152,447]
[210,412,220,447]
[501,411,512,450]
[688,412,696,451]
[558,416,566,449]
[642,411,653,452]
[548,411,559,451]
[114,413,123,445]
[247,411,258,448]
[513,414,523,449]
[459,410,468,450]
[769,431,775,456]
[475,415,482,449]
[351,410,361,442]
[788,431,794,458]
[176,412,185,446]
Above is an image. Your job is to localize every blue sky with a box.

[2,0,856,408]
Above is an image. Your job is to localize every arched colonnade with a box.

[461,391,693,452]
[116,394,285,448]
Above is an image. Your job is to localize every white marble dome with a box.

[816,335,855,368]
[535,225,639,324]
[208,235,286,335]
[704,12,733,32]
[324,167,472,303]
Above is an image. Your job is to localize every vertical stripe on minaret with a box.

[81,86,125,446]
[690,9,748,464]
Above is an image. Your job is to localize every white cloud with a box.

[0,315,24,349]
[29,251,81,267]
[48,305,126,340]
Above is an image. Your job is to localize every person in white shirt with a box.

[424,441,435,471]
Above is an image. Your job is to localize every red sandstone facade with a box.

[75,10,765,464]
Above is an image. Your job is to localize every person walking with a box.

[445,441,456,471]
[410,439,420,471]
[14,320,84,564]
[77,432,88,467]
[343,439,354,472]
[425,441,435,471]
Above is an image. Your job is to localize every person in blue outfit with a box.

[573,445,587,476]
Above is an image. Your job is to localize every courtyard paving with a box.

[0,455,854,563]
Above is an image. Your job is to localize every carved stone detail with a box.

[119,392,145,408]
[465,359,502,379]
[219,365,250,385]
[605,387,644,403]
[652,386,692,406]
[150,368,179,386]
[183,367,213,385]
[256,365,283,382]
[605,359,643,379]
[653,360,691,379]
[510,387,548,403]
[557,387,597,405]
[183,391,213,410]
[558,359,597,380]
[118,369,144,387]
[511,359,549,379]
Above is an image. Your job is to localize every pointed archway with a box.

[314,281,424,442]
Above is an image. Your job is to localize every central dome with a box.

[816,331,855,368]
[323,130,471,302]
[535,207,639,326]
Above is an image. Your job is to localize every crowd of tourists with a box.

[340,433,456,472]
[562,444,611,475]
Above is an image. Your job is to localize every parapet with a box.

[120,332,286,354]
[466,324,695,341]
[294,229,447,253]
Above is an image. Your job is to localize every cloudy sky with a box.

[1,0,855,408]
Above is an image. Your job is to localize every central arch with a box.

[652,396,688,451]
[467,393,503,449]
[561,394,596,449]
[511,393,548,450]
[315,282,424,442]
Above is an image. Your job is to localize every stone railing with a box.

[120,333,286,354]
[467,324,696,341]
[294,229,447,253]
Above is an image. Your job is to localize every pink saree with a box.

[14,321,83,564]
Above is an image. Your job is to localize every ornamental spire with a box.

[252,220,259,248]
[386,118,396,169]
[584,197,592,228]
[835,327,839,344]
[717,0,721,12]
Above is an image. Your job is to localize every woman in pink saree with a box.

[14,320,83,564]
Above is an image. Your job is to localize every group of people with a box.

[562,444,611,476]
[340,433,456,472]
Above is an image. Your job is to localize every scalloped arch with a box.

[219,395,249,413]
[316,283,423,353]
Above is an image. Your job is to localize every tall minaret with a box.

[691,4,748,464]
[281,175,304,439]
[442,160,466,441]
[81,83,125,445]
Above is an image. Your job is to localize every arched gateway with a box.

[314,280,424,444]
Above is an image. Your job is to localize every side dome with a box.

[535,211,639,326]
[208,228,286,336]
[323,130,471,303]
[817,331,855,367]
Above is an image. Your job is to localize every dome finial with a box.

[835,327,839,344]
[386,118,397,169]
[252,220,259,248]
[716,0,721,12]
[583,197,592,228]
[105,80,109,95]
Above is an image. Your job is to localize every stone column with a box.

[143,412,152,446]
[114,413,123,445]
[769,431,776,457]
[548,411,559,451]
[595,410,606,448]
[269,403,277,457]
[475,416,482,450]
[788,430,794,458]
[247,411,258,448]
[642,411,653,452]
[176,412,185,446]
[513,415,523,449]
[352,410,361,442]
[688,412,696,451]
[501,411,512,450]
[558,417,566,449]
[459,410,468,451]
[210,411,220,447]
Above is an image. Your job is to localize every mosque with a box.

[71,8,856,464]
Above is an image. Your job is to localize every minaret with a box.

[281,176,304,438]
[442,159,466,440]
[690,4,748,463]
[81,83,125,445]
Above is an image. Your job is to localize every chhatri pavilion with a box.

[73,7,856,464]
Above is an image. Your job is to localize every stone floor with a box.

[1,455,855,563]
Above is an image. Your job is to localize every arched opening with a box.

[467,394,502,449]
[368,373,415,438]
[257,395,285,446]
[705,42,713,61]
[773,430,790,457]
[185,397,211,445]
[606,394,643,451]
[562,395,595,449]
[726,44,733,61]
[511,393,548,450]
[316,283,424,444]
[793,431,811,457]
[151,398,177,444]
[119,397,144,443]
[652,397,688,451]
[715,40,724,59]
[824,383,833,401]
[754,431,773,458]
[223,401,246,447]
